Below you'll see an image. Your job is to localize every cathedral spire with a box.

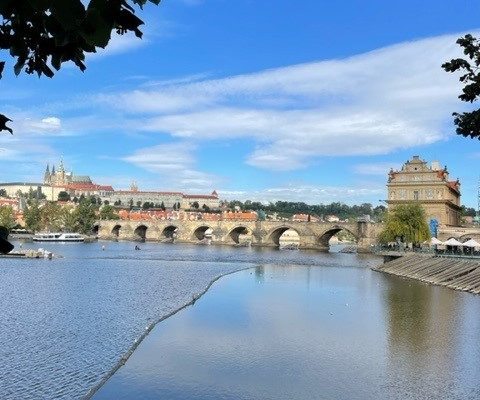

[59,157,65,173]
[44,164,51,184]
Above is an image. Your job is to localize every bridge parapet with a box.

[95,219,382,252]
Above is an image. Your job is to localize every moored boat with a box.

[32,233,85,242]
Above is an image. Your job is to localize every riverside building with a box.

[387,156,461,226]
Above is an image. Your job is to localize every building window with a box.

[413,191,419,200]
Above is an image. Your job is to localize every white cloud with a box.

[122,143,221,190]
[219,185,384,205]
[353,162,402,176]
[95,31,470,170]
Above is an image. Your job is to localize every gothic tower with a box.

[44,164,51,184]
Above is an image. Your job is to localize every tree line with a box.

[226,200,387,221]
[0,197,119,234]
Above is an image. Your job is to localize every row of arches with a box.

[101,224,359,247]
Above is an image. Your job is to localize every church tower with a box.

[44,164,51,184]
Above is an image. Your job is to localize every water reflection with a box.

[381,276,475,399]
[0,241,381,399]
[95,265,480,400]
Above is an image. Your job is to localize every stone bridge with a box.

[437,226,480,242]
[95,219,382,252]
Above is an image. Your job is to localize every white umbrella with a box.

[430,237,443,246]
[443,238,464,246]
[462,238,480,248]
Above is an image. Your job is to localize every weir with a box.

[373,254,480,294]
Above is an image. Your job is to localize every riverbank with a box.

[92,264,480,400]
[373,254,480,294]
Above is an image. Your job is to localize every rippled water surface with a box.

[95,254,480,400]
[0,241,373,399]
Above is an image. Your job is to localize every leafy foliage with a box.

[74,199,97,234]
[23,201,42,232]
[226,200,386,222]
[99,204,119,220]
[40,201,64,231]
[24,197,99,233]
[442,34,480,139]
[0,205,16,230]
[379,203,431,244]
[57,191,71,201]
[0,0,161,133]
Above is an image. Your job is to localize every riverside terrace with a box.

[95,219,382,252]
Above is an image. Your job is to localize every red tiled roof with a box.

[447,180,460,194]
[64,183,114,191]
[115,191,183,196]
[183,195,218,199]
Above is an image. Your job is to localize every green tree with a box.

[0,0,162,133]
[74,199,97,234]
[442,34,480,139]
[191,201,199,209]
[23,201,42,232]
[0,205,16,230]
[0,189,7,197]
[379,203,431,245]
[61,208,79,233]
[57,191,71,201]
[202,204,210,212]
[160,201,165,211]
[461,206,477,217]
[41,202,64,231]
[99,204,119,220]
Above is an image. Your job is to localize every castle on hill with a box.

[0,158,220,210]
[43,159,92,186]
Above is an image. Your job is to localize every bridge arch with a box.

[317,225,358,248]
[227,226,251,244]
[267,226,301,247]
[134,225,148,242]
[111,224,122,239]
[193,225,213,241]
[162,225,179,240]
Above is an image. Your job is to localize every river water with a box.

[1,242,479,399]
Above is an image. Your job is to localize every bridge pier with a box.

[96,219,382,253]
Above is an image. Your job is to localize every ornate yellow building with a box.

[387,156,461,226]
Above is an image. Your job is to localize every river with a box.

[1,242,479,399]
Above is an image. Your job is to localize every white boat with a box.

[32,233,85,242]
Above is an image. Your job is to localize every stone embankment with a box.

[373,254,480,294]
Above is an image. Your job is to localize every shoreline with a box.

[83,266,254,399]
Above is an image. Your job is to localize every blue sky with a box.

[1,0,480,206]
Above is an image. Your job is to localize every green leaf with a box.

[82,8,113,48]
[51,0,86,29]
